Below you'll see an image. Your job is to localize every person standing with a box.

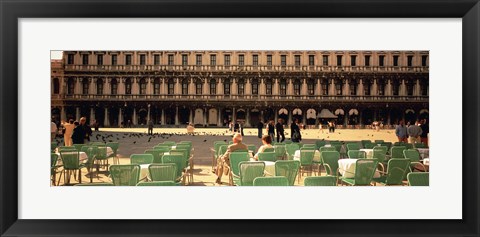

[234,121,240,133]
[267,120,275,142]
[147,119,154,135]
[63,119,75,146]
[257,120,264,138]
[79,117,92,144]
[291,119,302,142]
[93,120,100,132]
[407,120,423,144]
[72,121,84,144]
[395,120,408,143]
[275,118,285,143]
[419,119,429,145]
[51,119,58,142]
[239,122,245,136]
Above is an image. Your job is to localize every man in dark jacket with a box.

[275,118,285,143]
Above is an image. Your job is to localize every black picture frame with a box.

[1,0,479,236]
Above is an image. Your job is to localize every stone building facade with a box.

[51,50,429,128]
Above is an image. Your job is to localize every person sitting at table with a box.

[215,133,248,184]
[253,135,274,160]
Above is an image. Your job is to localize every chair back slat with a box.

[274,160,300,186]
[110,164,140,186]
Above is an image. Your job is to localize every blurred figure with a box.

[395,120,408,143]
[257,120,264,138]
[275,118,285,143]
[186,123,195,135]
[51,119,57,142]
[267,120,275,142]
[215,133,248,184]
[63,119,75,146]
[407,120,423,144]
[420,119,429,145]
[147,119,154,135]
[291,119,302,142]
[254,135,273,160]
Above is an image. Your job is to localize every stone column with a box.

[175,106,179,126]
[189,79,195,96]
[203,79,209,95]
[75,77,82,94]
[118,78,125,95]
[274,108,278,123]
[386,79,392,96]
[217,108,222,126]
[59,77,65,95]
[147,105,151,123]
[104,107,110,127]
[301,79,307,95]
[132,108,137,125]
[273,78,279,95]
[232,79,237,95]
[161,78,166,95]
[359,109,363,126]
[373,110,377,121]
[118,108,123,127]
[315,78,321,95]
[245,79,251,96]
[287,79,293,95]
[416,79,421,96]
[246,109,251,127]
[203,108,208,126]
[189,109,194,124]
[259,79,266,95]
[344,112,349,126]
[89,78,95,95]
[75,107,81,121]
[302,109,307,125]
[161,109,165,126]
[288,110,293,124]
[218,79,224,95]
[358,79,364,96]
[232,107,236,123]
[60,106,67,122]
[400,80,406,96]
[372,79,378,96]
[133,78,139,95]
[147,78,152,95]
[344,79,350,96]
[387,110,391,125]
[175,78,180,95]
[90,107,95,125]
[329,79,335,95]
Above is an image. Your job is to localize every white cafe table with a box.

[416,148,429,159]
[359,149,374,158]
[293,150,321,162]
[250,159,276,176]
[338,159,381,178]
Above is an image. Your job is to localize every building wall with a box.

[51,50,429,128]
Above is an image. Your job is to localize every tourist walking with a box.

[419,119,429,145]
[147,119,154,135]
[63,119,75,146]
[267,120,275,142]
[291,119,302,142]
[275,118,285,143]
[257,120,264,138]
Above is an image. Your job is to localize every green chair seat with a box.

[304,176,337,186]
[253,177,288,186]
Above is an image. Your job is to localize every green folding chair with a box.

[106,142,120,165]
[237,161,265,186]
[340,159,378,186]
[148,163,178,183]
[130,154,154,165]
[258,152,277,162]
[145,149,164,163]
[403,149,427,173]
[110,164,141,186]
[59,150,85,185]
[346,143,360,152]
[161,154,186,185]
[321,151,340,181]
[315,140,327,150]
[274,144,287,160]
[372,158,410,186]
[275,160,300,186]
[285,143,300,160]
[304,176,337,186]
[298,150,315,182]
[228,152,250,186]
[347,150,366,159]
[407,172,429,186]
[253,177,288,186]
[390,146,406,159]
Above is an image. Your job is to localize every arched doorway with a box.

[405,109,416,125]
[390,109,402,125]
[208,108,218,126]
[194,108,204,125]
[292,108,302,123]
[236,109,246,123]
[264,108,275,122]
[165,108,175,125]
[95,107,105,127]
[334,108,345,125]
[377,109,388,124]
[348,109,359,125]
[138,108,148,125]
[362,108,374,126]
[180,107,190,125]
[419,109,429,121]
[109,107,119,127]
[306,108,317,125]
[250,109,260,127]
[278,108,289,124]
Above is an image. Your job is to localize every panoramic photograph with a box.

[50,50,429,187]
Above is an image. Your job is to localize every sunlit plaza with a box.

[51,50,429,187]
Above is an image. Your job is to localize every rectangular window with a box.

[266,82,272,95]
[365,55,370,66]
[210,55,216,66]
[322,55,329,66]
[307,83,314,95]
[379,55,385,66]
[393,55,399,66]
[252,83,258,95]
[139,54,146,65]
[238,55,244,66]
[224,55,230,66]
[281,55,286,66]
[378,83,384,96]
[238,83,244,95]
[295,55,301,66]
[351,55,356,66]
[168,82,174,95]
[364,84,371,96]
[154,55,160,65]
[97,82,103,95]
[97,55,103,65]
[336,83,342,95]
[337,55,342,66]
[125,82,131,95]
[111,82,117,95]
[140,82,146,95]
[421,82,428,96]
[422,55,428,66]
[83,81,89,94]
[82,54,89,65]
[280,82,286,95]
[350,84,356,95]
[196,54,202,66]
[210,82,216,95]
[125,55,132,65]
[112,55,118,65]
[67,54,75,64]
[253,55,258,66]
[267,55,272,66]
[294,82,301,95]
[182,54,188,66]
[392,83,399,96]
[182,82,188,95]
[322,83,328,95]
[196,83,202,95]
[168,54,174,65]
[224,82,230,95]
[407,83,414,96]
[154,80,160,94]
[407,55,413,67]
[309,55,315,66]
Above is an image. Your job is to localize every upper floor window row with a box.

[66,53,429,67]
